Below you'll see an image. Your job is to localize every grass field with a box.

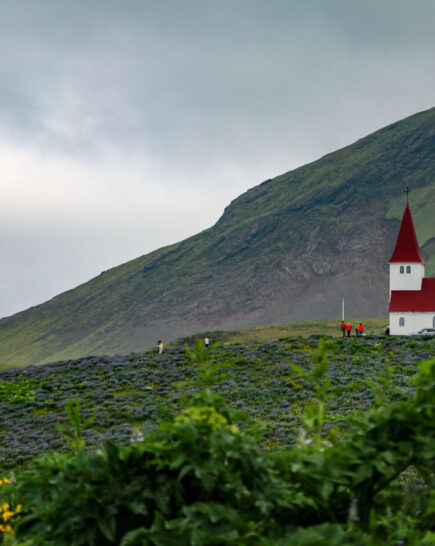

[173,317,389,346]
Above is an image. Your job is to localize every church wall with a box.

[389,263,425,294]
[389,312,435,335]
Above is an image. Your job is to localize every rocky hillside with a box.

[1,107,434,365]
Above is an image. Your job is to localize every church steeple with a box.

[389,202,424,264]
[389,201,425,295]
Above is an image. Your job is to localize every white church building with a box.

[389,202,435,335]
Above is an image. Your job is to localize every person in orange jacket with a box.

[358,323,364,336]
[340,320,346,337]
[346,323,352,337]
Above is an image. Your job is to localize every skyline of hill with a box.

[0,106,434,365]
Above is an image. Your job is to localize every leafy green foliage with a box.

[183,338,226,389]
[16,395,308,544]
[368,358,394,407]
[0,380,36,404]
[0,476,22,543]
[290,337,334,449]
[10,346,435,544]
[56,399,96,454]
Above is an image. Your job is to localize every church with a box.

[389,201,435,335]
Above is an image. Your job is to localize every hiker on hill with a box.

[204,336,210,348]
[358,323,364,336]
[355,323,360,337]
[157,340,164,354]
[346,323,352,337]
[340,320,346,337]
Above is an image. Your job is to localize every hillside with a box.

[0,107,434,365]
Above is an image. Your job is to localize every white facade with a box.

[389,262,425,294]
[390,312,435,335]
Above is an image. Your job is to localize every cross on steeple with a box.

[404,185,411,202]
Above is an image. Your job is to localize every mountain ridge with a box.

[1,106,434,365]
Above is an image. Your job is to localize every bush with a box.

[16,391,309,545]
[12,347,435,545]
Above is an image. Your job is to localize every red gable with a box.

[389,203,424,263]
[389,278,435,312]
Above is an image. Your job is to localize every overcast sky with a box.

[1,0,434,318]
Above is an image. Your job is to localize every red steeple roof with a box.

[389,202,424,263]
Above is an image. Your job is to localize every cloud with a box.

[0,138,230,316]
[0,0,434,317]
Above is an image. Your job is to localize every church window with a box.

[406,265,411,274]
[400,266,404,274]
[399,317,405,327]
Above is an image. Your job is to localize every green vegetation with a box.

[0,340,434,544]
[0,380,36,404]
[55,399,96,454]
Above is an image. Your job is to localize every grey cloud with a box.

[0,0,434,317]
[1,1,434,163]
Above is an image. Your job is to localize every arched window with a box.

[400,266,405,274]
[399,317,405,327]
[406,265,411,274]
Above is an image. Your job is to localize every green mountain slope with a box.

[1,107,434,365]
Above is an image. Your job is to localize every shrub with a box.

[12,348,435,545]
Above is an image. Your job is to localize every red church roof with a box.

[389,202,424,263]
[389,278,435,312]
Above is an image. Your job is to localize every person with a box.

[340,320,346,337]
[358,323,364,336]
[157,340,164,354]
[204,336,210,348]
[355,323,360,337]
[346,323,352,337]
[385,326,390,336]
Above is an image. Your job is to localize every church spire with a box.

[389,202,424,263]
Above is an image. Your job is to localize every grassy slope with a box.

[0,107,434,366]
[172,318,389,347]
